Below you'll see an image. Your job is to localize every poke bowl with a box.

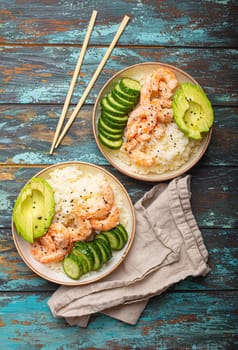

[12,161,135,285]
[92,62,213,182]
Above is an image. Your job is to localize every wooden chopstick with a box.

[54,15,130,150]
[49,10,98,154]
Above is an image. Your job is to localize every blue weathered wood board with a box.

[0,0,237,348]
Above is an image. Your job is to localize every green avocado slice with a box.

[13,177,55,243]
[172,83,214,140]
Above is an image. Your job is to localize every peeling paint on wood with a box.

[0,47,237,104]
[0,0,237,46]
[0,0,237,348]
[0,292,237,349]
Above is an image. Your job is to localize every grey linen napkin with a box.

[48,175,210,327]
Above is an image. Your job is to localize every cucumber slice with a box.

[119,78,141,96]
[94,239,111,263]
[71,247,90,274]
[107,93,130,113]
[98,124,123,141]
[115,224,129,244]
[74,241,95,271]
[95,232,111,249]
[103,230,121,250]
[96,237,112,259]
[101,113,126,130]
[112,89,137,109]
[114,83,139,102]
[98,117,124,135]
[101,97,127,117]
[87,241,103,270]
[98,132,123,149]
[62,254,84,280]
[102,110,128,125]
[111,227,125,250]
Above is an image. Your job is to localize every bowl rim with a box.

[92,62,212,182]
[11,161,136,285]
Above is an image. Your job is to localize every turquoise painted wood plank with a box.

[0,228,237,292]
[0,291,237,349]
[0,105,237,166]
[0,166,237,229]
[0,47,237,105]
[0,0,237,46]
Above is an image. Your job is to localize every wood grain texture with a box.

[0,166,237,229]
[1,0,237,46]
[0,47,237,104]
[0,106,237,165]
[0,292,237,349]
[0,0,237,348]
[0,228,237,292]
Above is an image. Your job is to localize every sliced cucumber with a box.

[95,232,111,248]
[112,89,137,109]
[114,83,139,102]
[115,223,129,244]
[101,113,127,130]
[71,247,90,274]
[119,78,141,96]
[87,241,103,270]
[107,93,130,113]
[96,237,112,259]
[98,132,123,149]
[103,230,121,250]
[62,222,129,280]
[74,241,95,271]
[62,254,84,280]
[111,227,125,250]
[98,117,123,135]
[101,97,127,117]
[102,110,128,125]
[97,77,141,150]
[98,124,123,141]
[94,239,112,263]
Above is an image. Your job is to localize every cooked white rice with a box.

[45,165,129,274]
[118,120,200,175]
[47,165,127,226]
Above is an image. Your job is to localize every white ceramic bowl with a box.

[12,161,136,285]
[92,62,212,182]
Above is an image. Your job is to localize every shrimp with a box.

[140,78,153,105]
[73,185,114,220]
[151,67,178,92]
[90,206,120,231]
[65,211,92,242]
[157,107,173,123]
[140,67,178,107]
[125,105,158,142]
[127,105,158,127]
[30,222,72,263]
[123,138,138,152]
[151,97,172,109]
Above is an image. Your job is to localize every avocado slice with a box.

[13,187,34,243]
[172,83,214,140]
[13,177,55,243]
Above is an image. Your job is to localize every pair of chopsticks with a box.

[50,11,130,154]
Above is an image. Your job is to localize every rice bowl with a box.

[12,162,135,285]
[93,62,212,182]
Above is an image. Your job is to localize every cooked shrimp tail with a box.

[90,206,120,231]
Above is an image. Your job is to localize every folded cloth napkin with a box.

[48,175,210,327]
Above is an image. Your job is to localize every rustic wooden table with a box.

[0,1,237,349]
